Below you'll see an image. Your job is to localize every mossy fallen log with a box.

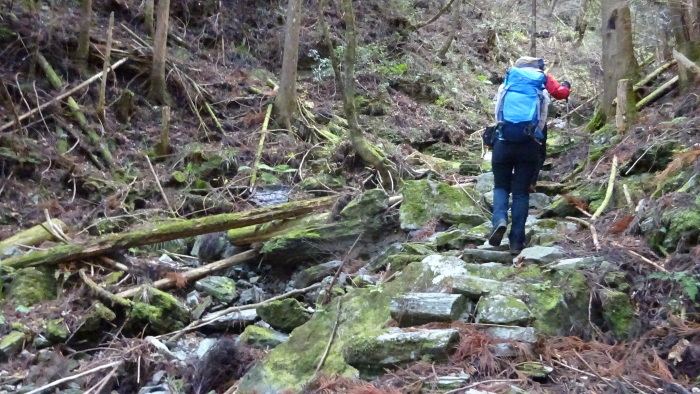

[1,197,336,270]
[0,219,69,253]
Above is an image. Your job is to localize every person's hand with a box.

[562,81,571,88]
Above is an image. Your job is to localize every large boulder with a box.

[399,179,486,230]
[256,299,311,333]
[7,267,56,307]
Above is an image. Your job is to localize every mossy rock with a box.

[128,287,189,335]
[7,267,56,307]
[0,331,27,362]
[299,172,346,191]
[44,319,69,343]
[644,193,700,253]
[195,276,237,303]
[399,179,485,230]
[621,141,681,175]
[256,299,311,333]
[339,189,388,223]
[239,325,288,349]
[601,289,635,339]
[82,302,117,333]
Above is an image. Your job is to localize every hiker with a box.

[487,56,570,255]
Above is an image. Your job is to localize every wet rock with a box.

[203,309,258,332]
[293,260,342,289]
[257,299,311,333]
[370,242,435,271]
[399,179,486,230]
[601,289,635,339]
[477,295,532,325]
[475,172,495,194]
[7,267,56,307]
[552,256,604,270]
[339,189,388,221]
[239,325,289,349]
[194,276,237,303]
[239,286,265,305]
[196,338,217,358]
[128,287,189,335]
[44,319,69,343]
[515,246,565,263]
[191,232,228,262]
[249,185,291,206]
[462,249,514,263]
[390,293,468,326]
[344,328,459,372]
[0,331,26,361]
[516,361,554,378]
[451,276,522,299]
[529,193,552,209]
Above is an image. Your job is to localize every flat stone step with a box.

[391,293,469,327]
[462,249,514,264]
[344,328,460,369]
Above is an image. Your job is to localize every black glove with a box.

[561,81,571,88]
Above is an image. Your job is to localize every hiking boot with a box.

[488,219,507,247]
[510,244,525,256]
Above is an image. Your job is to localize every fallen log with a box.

[390,293,468,327]
[636,76,679,111]
[673,49,700,76]
[0,219,69,253]
[1,196,336,270]
[116,249,258,298]
[633,59,677,92]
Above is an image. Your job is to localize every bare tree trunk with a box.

[529,0,537,57]
[275,0,303,130]
[573,0,591,48]
[148,0,171,105]
[316,0,343,89]
[340,0,398,190]
[547,0,558,16]
[143,0,155,36]
[601,0,639,119]
[437,0,461,59]
[670,0,700,90]
[76,0,92,68]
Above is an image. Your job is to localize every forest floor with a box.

[1,0,700,393]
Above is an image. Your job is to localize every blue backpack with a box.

[494,66,547,143]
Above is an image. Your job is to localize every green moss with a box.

[662,208,700,251]
[256,299,311,333]
[7,267,56,307]
[45,319,69,343]
[0,331,26,361]
[399,179,485,230]
[83,302,116,332]
[128,287,188,335]
[526,270,589,336]
[240,325,288,349]
[601,290,635,339]
[585,108,606,133]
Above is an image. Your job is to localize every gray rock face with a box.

[484,326,537,343]
[451,275,522,299]
[257,299,311,333]
[194,276,237,303]
[476,172,495,194]
[477,295,532,325]
[390,293,468,326]
[191,232,229,262]
[462,249,514,263]
[203,309,259,331]
[552,256,604,270]
[293,260,342,289]
[239,325,289,349]
[344,328,460,369]
[529,193,552,209]
[239,286,266,305]
[515,246,565,263]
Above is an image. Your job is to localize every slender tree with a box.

[437,0,462,59]
[76,0,93,68]
[143,0,155,36]
[669,0,700,90]
[275,0,303,130]
[148,0,171,105]
[530,0,537,57]
[339,0,398,190]
[573,0,591,47]
[601,0,639,119]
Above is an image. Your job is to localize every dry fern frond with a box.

[654,149,700,184]
[563,194,590,213]
[610,216,634,234]
[164,272,188,288]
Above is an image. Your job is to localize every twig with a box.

[573,350,618,389]
[322,231,364,305]
[98,256,129,272]
[611,242,668,272]
[590,155,618,221]
[25,361,121,394]
[145,154,176,217]
[0,171,13,199]
[79,269,133,307]
[313,298,342,378]
[82,361,121,394]
[0,58,128,132]
[623,184,634,209]
[249,103,273,190]
[161,283,322,341]
[566,216,600,251]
